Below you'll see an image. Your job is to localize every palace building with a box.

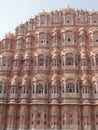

[0,7,98,130]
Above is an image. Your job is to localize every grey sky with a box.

[0,0,98,39]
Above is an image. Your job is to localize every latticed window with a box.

[66,82,75,93]
[32,84,35,94]
[45,83,48,94]
[62,84,65,93]
[96,57,98,65]
[52,86,58,93]
[0,85,2,93]
[16,39,22,49]
[39,33,46,43]
[11,87,17,93]
[38,59,44,66]
[52,59,58,66]
[94,84,97,94]
[36,83,43,93]
[22,86,28,93]
[66,57,74,65]
[53,36,58,43]
[82,86,89,94]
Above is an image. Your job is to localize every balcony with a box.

[61,66,78,70]
[33,66,49,71]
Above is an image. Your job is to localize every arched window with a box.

[66,57,74,65]
[66,82,75,93]
[38,59,44,66]
[40,15,46,25]
[39,33,46,44]
[65,14,73,25]
[36,83,43,93]
[65,31,73,44]
[16,39,22,49]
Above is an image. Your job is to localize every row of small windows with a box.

[2,33,98,50]
[16,14,98,33]
[0,83,97,96]
[16,36,98,47]
[2,57,98,70]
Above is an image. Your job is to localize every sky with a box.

[0,0,98,40]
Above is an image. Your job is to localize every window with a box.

[45,83,48,94]
[37,120,40,125]
[38,59,44,66]
[22,86,28,93]
[46,59,48,66]
[52,59,58,66]
[92,57,94,66]
[96,114,98,118]
[52,86,58,94]
[11,87,17,93]
[0,85,2,93]
[81,59,87,66]
[65,16,72,24]
[66,82,75,93]
[24,61,30,67]
[4,86,6,93]
[96,57,98,65]
[16,39,22,49]
[36,83,43,93]
[53,36,58,44]
[39,33,46,44]
[37,113,41,118]
[76,82,79,93]
[68,38,71,42]
[94,84,97,94]
[44,114,47,118]
[93,17,97,24]
[62,84,65,93]
[32,84,35,94]
[66,57,74,65]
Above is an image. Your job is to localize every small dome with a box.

[24,51,31,59]
[51,74,59,86]
[80,48,87,59]
[79,27,85,35]
[26,33,33,37]
[11,75,19,86]
[16,36,23,40]
[52,49,59,59]
[62,7,75,13]
[81,74,89,86]
[28,18,33,23]
[21,75,29,86]
[4,32,14,39]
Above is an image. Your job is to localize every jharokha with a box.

[0,7,98,130]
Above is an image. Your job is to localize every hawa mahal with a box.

[0,7,98,130]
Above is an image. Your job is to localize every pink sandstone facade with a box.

[0,7,98,130]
